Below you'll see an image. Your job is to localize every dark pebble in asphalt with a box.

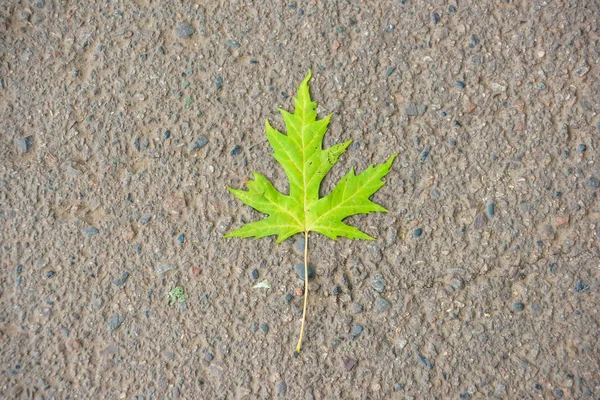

[45,271,55,278]
[341,357,357,371]
[216,76,223,91]
[175,23,195,38]
[350,323,363,338]
[375,296,391,313]
[420,145,431,163]
[226,39,240,48]
[578,144,586,153]
[230,145,242,156]
[371,274,386,292]
[277,381,287,395]
[164,130,171,139]
[251,269,259,279]
[432,13,440,24]
[205,352,214,361]
[449,5,457,12]
[16,136,34,153]
[513,303,525,311]
[260,323,269,334]
[455,81,466,89]
[113,272,129,286]
[352,303,363,313]
[190,135,209,151]
[294,263,315,280]
[394,383,404,391]
[554,388,563,398]
[177,234,185,244]
[487,203,495,217]
[574,280,590,293]
[332,285,341,295]
[587,177,599,189]
[385,67,396,76]
[84,226,99,238]
[108,313,125,332]
[413,228,423,238]
[284,293,293,302]
[140,215,152,225]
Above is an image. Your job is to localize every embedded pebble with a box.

[251,269,259,280]
[276,381,287,395]
[513,303,525,311]
[177,234,185,244]
[84,226,99,238]
[294,263,315,280]
[175,23,195,38]
[108,313,125,332]
[260,323,269,334]
[113,272,129,286]
[341,357,357,371]
[375,296,391,313]
[16,136,34,153]
[413,228,423,238]
[190,135,209,151]
[587,177,599,189]
[350,323,364,338]
[371,274,386,293]
[487,203,495,218]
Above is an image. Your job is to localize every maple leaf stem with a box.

[295,230,309,354]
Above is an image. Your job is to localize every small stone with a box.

[449,277,464,291]
[375,296,391,313]
[250,322,259,333]
[284,293,293,303]
[371,274,386,293]
[385,67,396,77]
[216,76,223,91]
[405,103,419,116]
[190,135,208,151]
[177,234,185,244]
[513,302,525,311]
[83,226,99,238]
[574,280,590,293]
[175,23,195,38]
[413,228,423,238]
[587,177,599,189]
[16,136,34,153]
[276,381,287,395]
[45,271,55,278]
[113,272,129,286]
[181,80,190,89]
[226,39,241,48]
[448,5,457,12]
[351,303,363,313]
[554,389,564,398]
[332,285,341,295]
[455,81,466,89]
[140,215,152,225]
[577,144,586,153]
[260,323,269,334]
[108,313,125,332]
[341,357,357,371]
[205,352,214,361]
[155,263,176,275]
[251,269,259,280]
[294,263,315,281]
[394,383,404,391]
[33,0,45,8]
[350,323,364,338]
[230,145,242,156]
[487,203,495,218]
[431,12,440,25]
[164,130,171,139]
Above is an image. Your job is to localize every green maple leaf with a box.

[224,70,396,353]
[225,70,396,243]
